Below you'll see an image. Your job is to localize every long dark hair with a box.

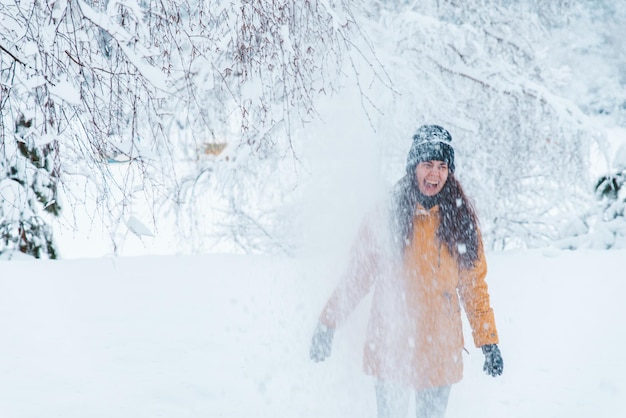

[392,172,480,270]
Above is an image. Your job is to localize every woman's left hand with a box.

[481,344,503,376]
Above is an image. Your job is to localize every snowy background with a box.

[3,0,626,258]
[2,1,626,417]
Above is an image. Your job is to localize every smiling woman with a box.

[310,125,503,418]
[415,161,449,196]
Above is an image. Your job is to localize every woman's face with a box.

[415,160,449,196]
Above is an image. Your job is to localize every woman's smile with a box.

[416,160,449,196]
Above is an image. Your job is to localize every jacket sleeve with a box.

[457,238,499,347]
[319,216,380,329]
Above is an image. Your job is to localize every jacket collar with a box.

[415,203,440,216]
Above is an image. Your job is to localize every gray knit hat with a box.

[406,125,455,173]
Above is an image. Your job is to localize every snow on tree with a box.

[560,142,626,250]
[0,116,60,258]
[1,0,625,255]
[0,0,372,254]
[347,0,619,250]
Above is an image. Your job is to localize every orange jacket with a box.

[320,204,499,390]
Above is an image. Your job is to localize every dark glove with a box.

[482,344,503,377]
[310,322,334,362]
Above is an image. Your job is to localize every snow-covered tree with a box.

[560,143,626,250]
[344,0,616,250]
[0,0,370,254]
[2,0,624,255]
[0,116,60,258]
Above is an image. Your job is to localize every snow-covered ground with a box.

[0,248,623,418]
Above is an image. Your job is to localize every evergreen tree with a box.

[0,115,60,259]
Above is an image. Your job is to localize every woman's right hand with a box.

[310,322,334,362]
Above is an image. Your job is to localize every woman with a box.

[310,125,503,418]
